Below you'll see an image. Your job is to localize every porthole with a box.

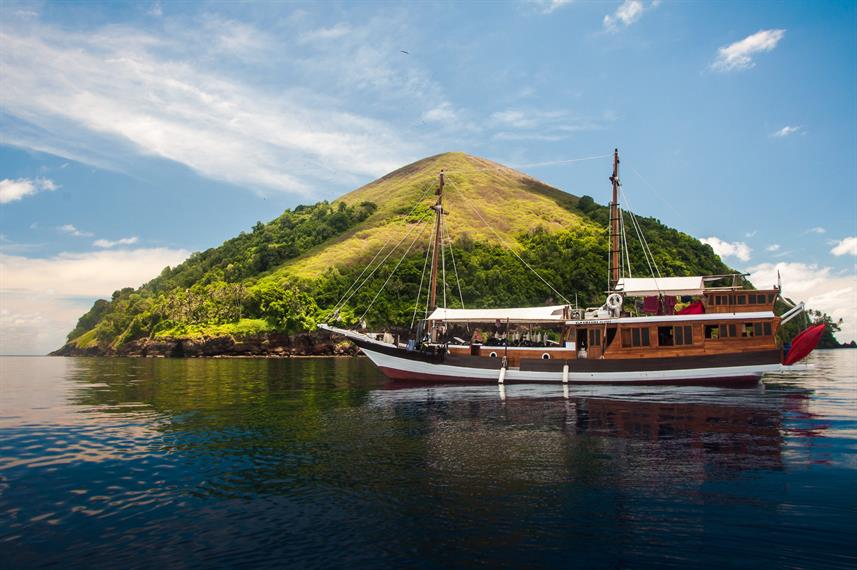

[489,352,498,358]
[542,353,551,360]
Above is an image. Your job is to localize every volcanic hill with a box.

[54,152,731,356]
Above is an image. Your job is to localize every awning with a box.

[614,276,705,297]
[427,305,568,323]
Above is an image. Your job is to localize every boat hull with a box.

[355,344,781,386]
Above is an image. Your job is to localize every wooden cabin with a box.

[440,276,781,369]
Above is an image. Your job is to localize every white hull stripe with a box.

[361,347,781,383]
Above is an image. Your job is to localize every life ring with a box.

[606,293,624,310]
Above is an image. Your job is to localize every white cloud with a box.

[804,226,826,235]
[772,125,801,138]
[0,177,58,204]
[0,247,189,354]
[831,236,857,257]
[766,244,781,252]
[603,0,645,32]
[532,0,574,14]
[490,108,604,140]
[745,230,758,237]
[1,22,420,195]
[298,23,351,43]
[699,236,752,262]
[711,29,786,72]
[58,224,94,238]
[93,236,139,248]
[747,262,857,342]
[422,102,458,123]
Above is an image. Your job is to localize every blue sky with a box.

[1,0,855,354]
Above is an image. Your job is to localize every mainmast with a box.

[609,148,621,289]
[428,170,445,319]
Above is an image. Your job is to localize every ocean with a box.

[1,351,855,568]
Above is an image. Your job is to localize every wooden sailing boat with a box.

[320,150,822,384]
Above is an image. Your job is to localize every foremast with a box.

[428,170,445,341]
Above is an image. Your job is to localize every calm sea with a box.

[1,352,855,569]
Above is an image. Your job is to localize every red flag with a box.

[676,300,705,315]
[783,324,826,365]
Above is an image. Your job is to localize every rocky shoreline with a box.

[50,330,360,358]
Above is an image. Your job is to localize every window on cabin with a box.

[748,294,757,304]
[705,325,720,339]
[675,325,693,345]
[622,327,650,348]
[764,322,772,336]
[589,329,601,348]
[768,294,775,303]
[737,295,746,305]
[743,323,754,337]
[754,323,763,337]
[715,296,723,306]
[729,324,737,337]
[658,326,674,347]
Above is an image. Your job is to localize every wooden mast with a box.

[428,170,445,335]
[609,148,620,289]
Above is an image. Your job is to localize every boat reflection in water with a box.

[369,380,816,484]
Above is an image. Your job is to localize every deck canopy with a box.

[614,276,704,297]
[427,305,568,323]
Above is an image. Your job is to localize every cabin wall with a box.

[704,290,777,314]
[604,318,780,359]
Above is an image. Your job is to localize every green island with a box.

[53,152,844,356]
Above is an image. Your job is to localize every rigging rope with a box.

[620,207,633,280]
[621,187,662,283]
[446,178,572,305]
[331,179,436,316]
[338,210,432,316]
[626,162,685,222]
[443,216,466,309]
[358,217,432,325]
[410,229,434,330]
[440,210,447,310]
[441,153,612,174]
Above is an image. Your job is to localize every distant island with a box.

[51,152,847,357]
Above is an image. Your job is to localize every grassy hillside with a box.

[60,152,734,352]
[280,152,592,278]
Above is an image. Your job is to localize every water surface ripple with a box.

[0,352,854,568]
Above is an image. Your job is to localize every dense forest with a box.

[60,153,842,354]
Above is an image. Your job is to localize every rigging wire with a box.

[443,216,466,309]
[621,187,662,283]
[339,210,432,317]
[358,217,432,325]
[440,209,447,310]
[620,208,633,279]
[441,153,612,174]
[626,162,685,222]
[410,229,434,330]
[446,178,572,305]
[331,178,436,315]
